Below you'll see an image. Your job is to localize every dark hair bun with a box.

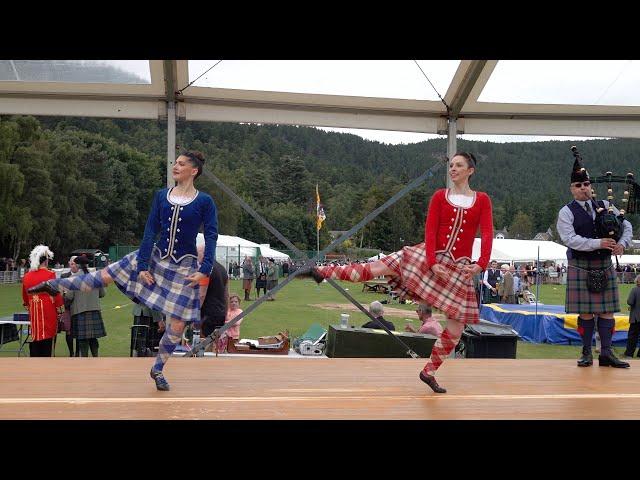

[190,150,205,164]
[75,255,90,265]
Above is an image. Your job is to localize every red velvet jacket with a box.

[424,189,493,270]
[22,268,63,342]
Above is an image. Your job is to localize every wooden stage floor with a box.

[2,357,640,419]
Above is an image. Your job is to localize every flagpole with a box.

[316,184,320,263]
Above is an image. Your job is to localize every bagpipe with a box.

[571,146,638,242]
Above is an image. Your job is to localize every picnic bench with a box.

[362,279,390,294]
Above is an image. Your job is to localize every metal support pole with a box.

[446,117,457,189]
[166,101,176,189]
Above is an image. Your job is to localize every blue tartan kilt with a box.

[71,310,106,340]
[566,256,620,314]
[105,246,200,323]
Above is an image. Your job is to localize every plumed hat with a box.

[28,245,54,271]
[571,146,590,183]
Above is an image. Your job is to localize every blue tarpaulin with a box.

[480,303,630,345]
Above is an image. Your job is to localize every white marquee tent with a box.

[259,244,291,262]
[471,238,568,264]
[196,233,290,268]
[617,255,640,265]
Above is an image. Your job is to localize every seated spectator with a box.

[361,300,395,331]
[405,304,443,336]
[217,294,244,352]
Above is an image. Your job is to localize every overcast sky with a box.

[103,60,639,145]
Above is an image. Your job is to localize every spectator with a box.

[482,260,501,303]
[405,304,442,336]
[241,255,255,301]
[282,261,289,278]
[64,255,106,357]
[500,264,515,304]
[21,245,63,357]
[59,256,78,357]
[255,257,267,298]
[217,294,243,352]
[198,244,229,349]
[623,275,640,358]
[18,258,27,280]
[510,265,520,296]
[266,258,278,301]
[361,301,395,330]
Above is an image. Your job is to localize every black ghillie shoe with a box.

[296,267,325,284]
[150,368,171,391]
[598,351,630,368]
[27,281,59,296]
[577,347,593,367]
[419,371,447,394]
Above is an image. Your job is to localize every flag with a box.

[316,184,326,230]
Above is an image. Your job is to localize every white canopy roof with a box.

[196,234,290,261]
[472,238,568,264]
[368,252,388,261]
[1,60,638,139]
[258,244,290,261]
[617,255,640,265]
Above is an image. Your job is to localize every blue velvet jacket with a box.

[137,188,218,275]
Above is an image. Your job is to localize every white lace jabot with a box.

[448,193,474,208]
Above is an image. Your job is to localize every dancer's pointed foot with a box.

[296,267,325,284]
[419,371,447,393]
[27,281,59,296]
[150,368,171,391]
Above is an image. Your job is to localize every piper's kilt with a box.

[266,279,278,291]
[566,256,620,313]
[381,243,479,324]
[71,310,106,340]
[242,278,253,290]
[105,246,200,323]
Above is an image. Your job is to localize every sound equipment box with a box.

[325,325,436,358]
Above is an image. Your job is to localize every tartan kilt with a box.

[242,278,253,290]
[266,279,278,291]
[255,275,267,289]
[105,246,200,323]
[71,310,106,340]
[381,243,479,324]
[566,257,620,313]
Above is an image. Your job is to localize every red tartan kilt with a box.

[380,243,479,323]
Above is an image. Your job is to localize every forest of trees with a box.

[1,114,639,262]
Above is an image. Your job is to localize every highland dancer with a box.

[28,151,218,390]
[303,152,493,393]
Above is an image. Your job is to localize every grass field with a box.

[0,280,635,359]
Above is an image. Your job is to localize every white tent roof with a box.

[258,244,290,261]
[472,238,568,263]
[368,252,388,261]
[197,233,260,248]
[618,255,640,265]
[196,234,290,261]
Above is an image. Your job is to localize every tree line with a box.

[1,114,639,262]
